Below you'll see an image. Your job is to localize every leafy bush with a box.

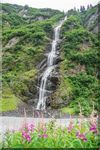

[2,3,64,27]
[58,7,99,116]
[61,16,81,35]
[68,73,99,115]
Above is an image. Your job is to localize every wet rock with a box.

[46,97,51,107]
[51,98,70,109]
[50,76,59,85]
[22,91,33,98]
[37,58,47,70]
[45,71,59,91]
[54,56,63,64]
[46,81,57,91]
[27,99,34,105]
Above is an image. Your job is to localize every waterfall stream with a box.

[36,17,67,110]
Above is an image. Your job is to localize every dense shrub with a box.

[57,9,99,115]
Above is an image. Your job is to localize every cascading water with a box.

[36,16,67,110]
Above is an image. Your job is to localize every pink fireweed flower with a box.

[90,124,97,134]
[42,134,48,138]
[22,131,31,142]
[67,121,74,132]
[22,123,35,132]
[25,134,31,142]
[22,131,27,138]
[43,127,47,132]
[27,124,35,132]
[76,132,87,142]
[38,134,48,138]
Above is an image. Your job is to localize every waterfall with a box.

[36,16,67,110]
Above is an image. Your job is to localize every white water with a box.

[36,17,67,110]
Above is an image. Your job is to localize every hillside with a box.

[51,4,99,115]
[1,3,99,116]
[2,3,64,27]
[1,3,64,113]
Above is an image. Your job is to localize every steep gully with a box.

[37,16,67,110]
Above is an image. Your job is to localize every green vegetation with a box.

[55,5,99,116]
[2,3,99,116]
[2,3,64,28]
[2,3,64,112]
[2,115,99,148]
[1,82,19,112]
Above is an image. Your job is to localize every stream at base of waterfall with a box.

[36,16,67,110]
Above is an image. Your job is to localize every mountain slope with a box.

[51,4,99,115]
[1,3,99,116]
[2,3,63,27]
[1,3,64,112]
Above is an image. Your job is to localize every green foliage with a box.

[56,5,99,116]
[66,4,98,31]
[2,3,99,116]
[41,21,53,37]
[2,3,64,111]
[83,5,97,29]
[2,3,64,28]
[63,28,91,43]
[1,94,18,112]
[70,48,99,68]
[67,9,79,17]
[0,82,19,112]
[68,73,99,115]
[2,13,25,26]
[61,16,81,34]
[2,120,99,148]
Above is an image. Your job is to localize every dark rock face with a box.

[54,56,63,64]
[37,58,47,71]
[50,99,70,109]
[37,68,60,101]
[46,71,59,89]
[19,30,63,110]
[20,79,38,105]
[27,99,35,105]
[36,40,61,109]
[23,43,52,105]
[20,30,63,109]
[84,8,99,33]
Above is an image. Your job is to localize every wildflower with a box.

[42,134,48,138]
[43,127,47,132]
[22,131,31,142]
[90,124,97,134]
[27,124,35,132]
[67,120,74,132]
[76,132,87,142]
[38,133,48,138]
[22,131,27,138]
[25,134,31,142]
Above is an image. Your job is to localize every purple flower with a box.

[42,134,48,138]
[22,131,31,142]
[67,121,74,132]
[38,133,48,138]
[25,134,31,142]
[22,131,27,138]
[27,124,35,132]
[43,127,47,132]
[76,132,87,142]
[90,124,97,134]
